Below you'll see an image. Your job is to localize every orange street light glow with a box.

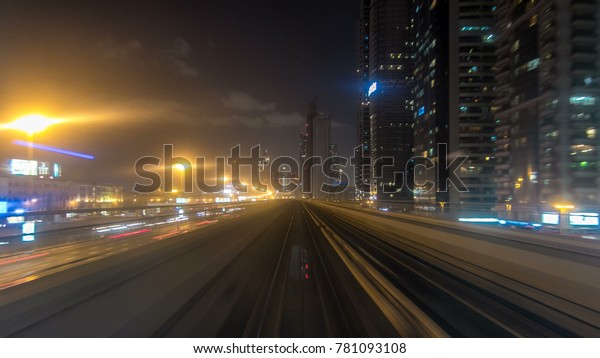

[1,114,62,135]
[554,204,575,210]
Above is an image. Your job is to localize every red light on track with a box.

[0,252,49,266]
[195,220,218,226]
[109,229,150,239]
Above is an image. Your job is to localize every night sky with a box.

[0,0,359,187]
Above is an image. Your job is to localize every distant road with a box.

[0,200,598,337]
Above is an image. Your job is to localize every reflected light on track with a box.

[0,252,49,266]
[109,229,151,239]
[12,140,95,160]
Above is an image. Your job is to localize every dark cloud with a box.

[213,112,303,128]
[165,37,198,77]
[170,38,192,57]
[222,91,276,112]
[168,58,199,77]
[98,39,142,59]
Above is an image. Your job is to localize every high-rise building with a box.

[329,144,343,187]
[493,0,600,214]
[413,0,451,206]
[366,0,416,202]
[299,131,306,197]
[412,0,497,210]
[300,100,332,199]
[355,0,372,200]
[258,148,270,192]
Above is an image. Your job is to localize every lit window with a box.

[570,96,596,106]
[587,128,597,139]
[511,40,520,53]
[529,15,538,27]
[527,58,540,71]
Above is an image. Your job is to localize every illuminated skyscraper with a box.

[412,0,497,210]
[301,100,331,199]
[493,0,600,214]
[364,0,416,203]
[355,0,372,200]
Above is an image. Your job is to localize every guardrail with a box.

[0,201,265,247]
[316,199,600,236]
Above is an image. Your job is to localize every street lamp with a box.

[2,114,62,160]
[554,203,574,235]
[1,114,62,136]
[439,201,446,218]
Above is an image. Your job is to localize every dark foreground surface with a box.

[0,200,598,337]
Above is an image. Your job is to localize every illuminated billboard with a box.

[8,159,62,178]
[7,216,24,224]
[54,163,62,178]
[569,213,599,226]
[10,159,38,176]
[541,213,559,225]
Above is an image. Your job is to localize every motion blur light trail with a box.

[0,252,49,267]
[0,201,597,337]
[109,230,151,239]
[12,140,95,160]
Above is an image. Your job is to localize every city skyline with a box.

[0,0,598,344]
[0,0,597,209]
[0,0,359,188]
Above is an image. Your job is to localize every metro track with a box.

[0,204,278,337]
[151,201,396,337]
[328,203,600,265]
[0,200,597,337]
[307,202,600,337]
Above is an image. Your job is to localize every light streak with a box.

[12,140,95,160]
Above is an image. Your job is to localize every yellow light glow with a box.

[173,164,186,171]
[2,114,62,135]
[554,204,575,210]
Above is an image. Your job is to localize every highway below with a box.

[0,200,598,337]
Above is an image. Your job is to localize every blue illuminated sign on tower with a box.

[368,82,377,97]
